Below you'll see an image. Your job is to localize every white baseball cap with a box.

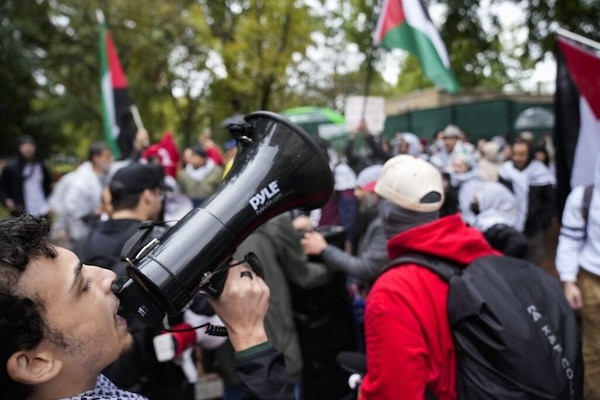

[443,124,462,138]
[374,155,444,213]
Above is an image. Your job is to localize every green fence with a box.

[383,99,553,143]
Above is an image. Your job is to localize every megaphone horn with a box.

[115,111,334,329]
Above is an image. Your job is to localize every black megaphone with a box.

[114,111,334,329]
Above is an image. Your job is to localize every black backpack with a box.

[384,253,583,400]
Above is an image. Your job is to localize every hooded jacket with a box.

[361,214,498,400]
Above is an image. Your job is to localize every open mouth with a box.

[115,312,128,329]
[115,301,128,328]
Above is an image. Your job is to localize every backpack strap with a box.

[120,220,169,264]
[582,184,594,227]
[382,252,462,282]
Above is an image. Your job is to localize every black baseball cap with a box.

[190,144,207,157]
[110,162,170,195]
[18,135,36,146]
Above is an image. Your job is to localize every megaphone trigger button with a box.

[244,252,264,279]
[199,271,213,287]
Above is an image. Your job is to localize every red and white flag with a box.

[554,36,600,213]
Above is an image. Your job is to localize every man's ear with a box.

[141,188,154,205]
[6,349,62,385]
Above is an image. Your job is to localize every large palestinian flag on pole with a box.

[99,12,136,160]
[373,0,459,93]
[554,35,600,215]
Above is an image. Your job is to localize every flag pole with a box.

[361,47,376,120]
[361,3,382,122]
[556,27,600,52]
[95,9,105,25]
[131,105,145,131]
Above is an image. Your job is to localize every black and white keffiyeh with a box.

[61,374,148,400]
[500,159,556,187]
[473,182,519,232]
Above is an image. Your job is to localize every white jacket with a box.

[555,155,600,281]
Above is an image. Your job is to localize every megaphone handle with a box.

[244,252,264,279]
[198,253,265,299]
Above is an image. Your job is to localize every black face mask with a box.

[378,199,439,240]
[470,202,480,215]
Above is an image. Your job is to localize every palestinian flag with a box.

[554,36,600,215]
[373,0,459,93]
[99,16,136,160]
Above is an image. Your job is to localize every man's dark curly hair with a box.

[0,215,58,400]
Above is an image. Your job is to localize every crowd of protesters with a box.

[1,116,597,400]
[337,121,558,265]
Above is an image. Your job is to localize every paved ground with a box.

[539,220,560,279]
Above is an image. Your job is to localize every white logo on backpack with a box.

[527,304,576,397]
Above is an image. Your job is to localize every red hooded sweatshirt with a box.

[360,214,499,400]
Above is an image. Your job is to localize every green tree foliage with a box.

[198,0,321,140]
[0,0,323,156]
[439,0,510,90]
[48,0,214,149]
[378,0,516,93]
[394,55,437,93]
[0,0,597,159]
[376,0,599,94]
[522,0,600,60]
[0,0,58,157]
[320,0,400,99]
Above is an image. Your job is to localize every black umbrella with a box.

[220,114,246,128]
[514,107,555,130]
